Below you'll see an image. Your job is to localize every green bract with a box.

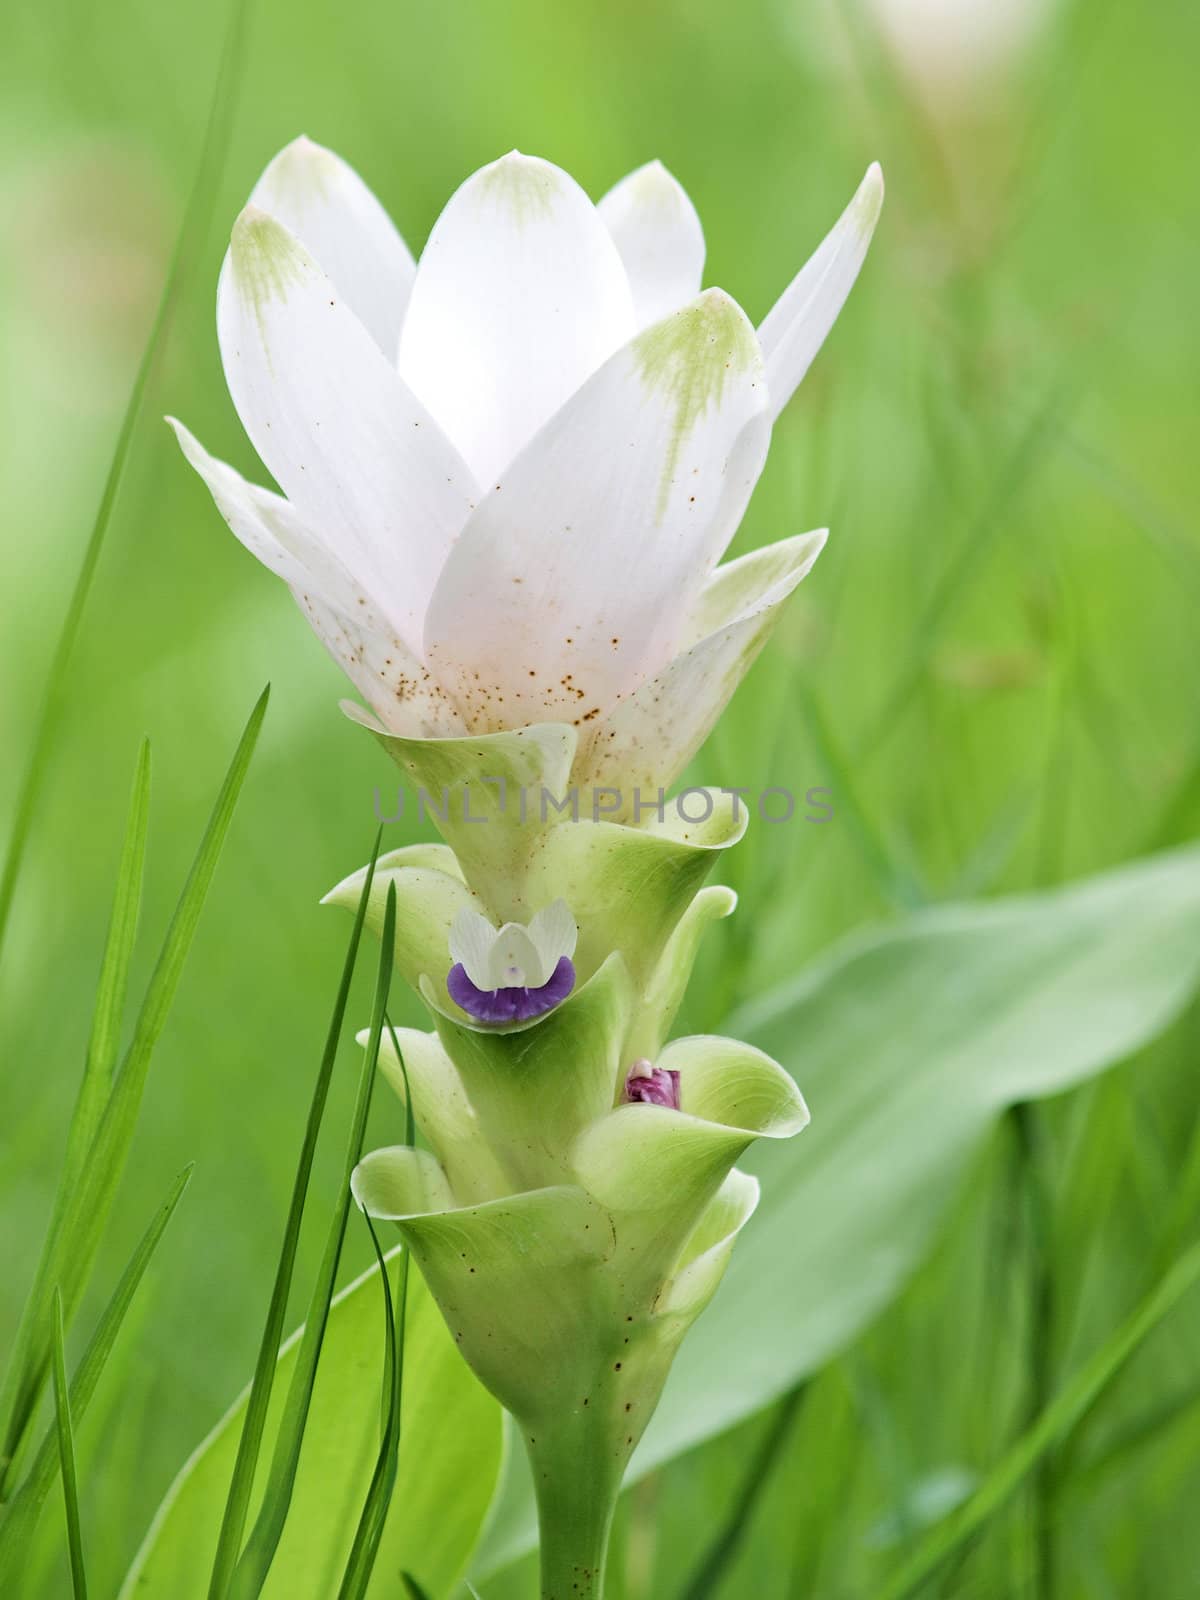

[333,726,808,1599]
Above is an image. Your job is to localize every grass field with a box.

[2,0,1198,1595]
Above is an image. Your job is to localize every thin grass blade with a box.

[337,1207,403,1600]
[875,1240,1200,1600]
[206,829,384,1598]
[50,1291,88,1600]
[0,689,267,1495]
[0,0,251,964]
[0,741,150,1495]
[0,1168,192,1581]
[679,1386,806,1600]
[82,737,151,1132]
[228,887,397,1598]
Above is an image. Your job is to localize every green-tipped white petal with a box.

[218,207,476,657]
[576,529,827,795]
[681,527,828,648]
[249,135,415,357]
[423,290,770,734]
[758,163,883,424]
[398,152,635,484]
[598,160,705,330]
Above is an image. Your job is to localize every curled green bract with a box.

[333,722,809,1599]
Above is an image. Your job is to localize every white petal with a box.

[397,152,635,484]
[299,596,467,739]
[423,289,770,732]
[758,163,884,425]
[576,530,828,797]
[170,420,466,738]
[249,136,415,358]
[170,418,363,615]
[527,899,579,980]
[680,526,828,647]
[449,908,499,989]
[487,923,543,989]
[218,207,476,657]
[598,160,705,330]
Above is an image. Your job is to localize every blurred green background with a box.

[2,0,1198,1594]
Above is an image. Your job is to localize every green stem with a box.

[527,1414,624,1600]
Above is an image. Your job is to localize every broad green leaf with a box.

[474,844,1200,1575]
[120,1251,503,1600]
[660,843,1200,1466]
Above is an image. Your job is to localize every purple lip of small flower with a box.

[447,956,576,1025]
[624,1064,681,1110]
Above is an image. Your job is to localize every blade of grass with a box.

[799,686,925,912]
[853,378,1075,767]
[228,886,397,1599]
[678,1385,806,1600]
[1011,1102,1058,1600]
[80,738,152,1139]
[0,741,150,1496]
[206,828,385,1598]
[875,1240,1200,1600]
[0,1168,192,1580]
[402,1575,434,1600]
[0,0,251,966]
[337,1001,414,1598]
[337,1207,405,1600]
[50,1291,88,1600]
[0,687,267,1496]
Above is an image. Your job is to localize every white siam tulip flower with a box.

[173,140,882,792]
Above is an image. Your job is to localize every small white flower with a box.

[173,141,882,792]
[450,898,577,990]
[447,899,578,1024]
